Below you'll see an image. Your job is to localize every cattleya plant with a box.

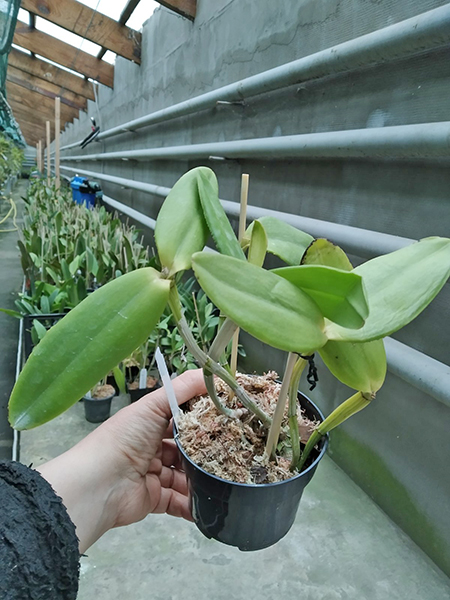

[9,168,450,472]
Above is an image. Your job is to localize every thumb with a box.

[142,369,207,421]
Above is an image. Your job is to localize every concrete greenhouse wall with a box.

[58,0,450,576]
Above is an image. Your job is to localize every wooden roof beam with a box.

[156,1,196,21]
[7,81,80,123]
[11,107,64,135]
[8,48,95,100]
[7,66,88,111]
[13,23,114,87]
[21,0,141,63]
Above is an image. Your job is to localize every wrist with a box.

[38,426,122,553]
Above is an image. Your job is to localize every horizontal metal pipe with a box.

[221,200,414,258]
[384,337,450,409]
[57,4,450,147]
[61,122,450,162]
[59,165,172,197]
[59,165,414,258]
[88,185,450,405]
[102,194,156,230]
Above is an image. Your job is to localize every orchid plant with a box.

[9,167,450,472]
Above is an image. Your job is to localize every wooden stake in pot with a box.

[54,97,61,190]
[46,121,51,186]
[230,173,249,377]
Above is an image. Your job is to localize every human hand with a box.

[38,369,206,553]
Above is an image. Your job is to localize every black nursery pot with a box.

[83,393,115,423]
[129,381,161,403]
[175,392,328,551]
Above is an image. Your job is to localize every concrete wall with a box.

[59,0,450,576]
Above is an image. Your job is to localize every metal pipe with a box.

[223,201,414,258]
[102,194,156,230]
[59,165,414,258]
[384,337,450,409]
[60,165,171,197]
[61,122,450,162]
[57,4,449,146]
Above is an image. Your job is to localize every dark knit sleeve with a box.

[0,461,80,600]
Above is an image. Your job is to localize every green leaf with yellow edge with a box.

[301,236,386,391]
[319,339,387,393]
[272,265,368,329]
[197,169,245,260]
[192,252,327,354]
[243,217,313,265]
[9,268,170,430]
[155,167,209,276]
[302,238,353,271]
[247,220,267,267]
[326,237,450,342]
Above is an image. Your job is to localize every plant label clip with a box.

[155,347,180,426]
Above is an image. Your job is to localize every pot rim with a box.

[174,392,329,489]
[83,392,115,402]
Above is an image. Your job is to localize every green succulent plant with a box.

[8,167,450,471]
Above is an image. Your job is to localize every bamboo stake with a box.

[230,173,249,376]
[46,121,51,186]
[55,97,61,190]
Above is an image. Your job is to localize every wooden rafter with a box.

[21,0,141,63]
[120,0,142,25]
[7,66,87,111]
[98,0,141,59]
[11,107,60,133]
[6,81,79,124]
[157,1,196,20]
[13,23,114,87]
[8,48,95,100]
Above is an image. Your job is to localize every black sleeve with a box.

[0,461,80,600]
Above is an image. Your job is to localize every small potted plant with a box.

[125,342,161,403]
[9,167,450,550]
[82,379,116,423]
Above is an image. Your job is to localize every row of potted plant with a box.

[4,176,232,421]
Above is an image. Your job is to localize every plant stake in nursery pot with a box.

[83,384,115,423]
[175,392,328,551]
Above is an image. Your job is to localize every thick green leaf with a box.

[86,247,99,277]
[9,268,170,430]
[0,307,22,318]
[192,252,327,353]
[243,217,313,265]
[319,339,386,393]
[326,237,450,342]
[60,258,72,281]
[197,169,245,260]
[273,265,368,329]
[302,238,353,271]
[112,366,127,395]
[247,220,267,267]
[32,319,48,341]
[155,167,210,276]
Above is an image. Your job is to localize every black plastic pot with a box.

[83,393,115,423]
[129,381,161,403]
[175,392,328,551]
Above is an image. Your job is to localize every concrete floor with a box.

[20,395,450,600]
[0,180,25,459]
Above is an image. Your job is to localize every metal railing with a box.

[60,122,450,162]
